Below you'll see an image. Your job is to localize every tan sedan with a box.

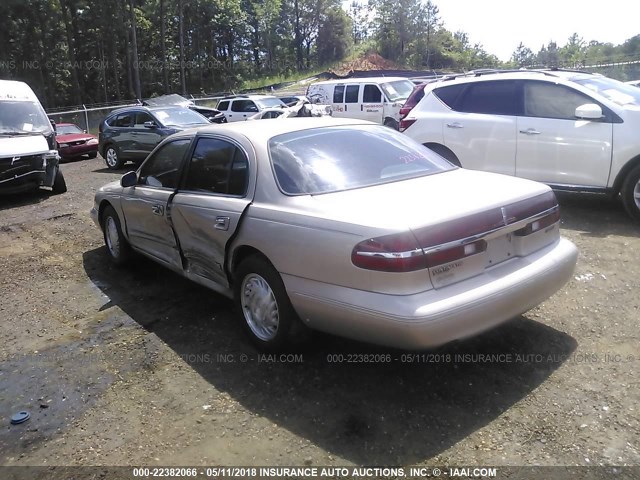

[91,118,578,351]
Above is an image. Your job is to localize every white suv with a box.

[216,95,287,122]
[402,70,640,220]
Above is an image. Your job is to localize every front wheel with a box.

[621,164,640,222]
[52,168,67,194]
[234,255,305,351]
[102,205,132,266]
[104,145,124,170]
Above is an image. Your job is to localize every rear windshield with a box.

[269,125,454,195]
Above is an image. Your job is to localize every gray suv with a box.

[98,105,210,169]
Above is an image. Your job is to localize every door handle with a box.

[151,204,164,216]
[214,216,230,231]
[446,122,463,129]
[519,128,541,135]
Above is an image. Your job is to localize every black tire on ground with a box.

[101,205,132,266]
[104,145,124,170]
[88,152,98,159]
[234,255,307,351]
[52,168,67,194]
[384,118,399,130]
[620,163,640,222]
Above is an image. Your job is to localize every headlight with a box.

[87,138,98,145]
[58,143,69,148]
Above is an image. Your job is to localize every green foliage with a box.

[1,1,639,108]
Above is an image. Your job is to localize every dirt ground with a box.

[0,156,638,470]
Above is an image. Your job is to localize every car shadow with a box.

[82,247,577,465]
[0,189,53,212]
[556,192,640,238]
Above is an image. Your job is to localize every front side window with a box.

[458,80,520,116]
[134,111,154,126]
[217,100,230,111]
[183,137,248,196]
[363,85,382,103]
[269,125,454,195]
[524,81,600,120]
[231,100,258,113]
[138,139,191,188]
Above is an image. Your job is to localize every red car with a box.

[55,123,99,160]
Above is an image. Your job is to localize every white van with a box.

[0,79,66,194]
[306,77,415,129]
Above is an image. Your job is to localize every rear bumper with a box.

[285,237,578,349]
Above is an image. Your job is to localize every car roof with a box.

[0,80,39,102]
[310,77,411,85]
[423,69,600,91]
[107,105,192,116]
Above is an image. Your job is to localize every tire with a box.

[88,152,98,159]
[101,205,132,266]
[425,143,461,167]
[384,118,399,130]
[621,163,640,222]
[52,168,67,194]
[234,255,306,351]
[104,145,124,170]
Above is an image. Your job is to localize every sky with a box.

[431,0,640,61]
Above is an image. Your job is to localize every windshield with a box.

[380,80,416,102]
[153,108,209,127]
[269,125,454,195]
[0,100,51,134]
[256,98,286,109]
[56,124,84,135]
[145,94,192,107]
[574,76,640,107]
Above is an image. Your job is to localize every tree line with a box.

[0,0,638,109]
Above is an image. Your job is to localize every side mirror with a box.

[143,121,157,128]
[50,119,57,132]
[575,103,603,120]
[120,171,138,188]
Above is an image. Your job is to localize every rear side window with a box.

[345,85,359,103]
[458,80,520,115]
[138,139,191,189]
[269,125,453,195]
[183,137,248,196]
[363,85,382,103]
[433,84,466,109]
[333,85,345,103]
[217,100,229,110]
[111,113,133,127]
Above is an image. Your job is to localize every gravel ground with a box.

[0,157,638,470]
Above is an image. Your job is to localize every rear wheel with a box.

[104,145,124,170]
[621,164,640,222]
[234,255,306,351]
[52,168,67,194]
[102,205,132,265]
[384,118,399,130]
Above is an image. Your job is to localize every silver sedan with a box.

[91,118,578,351]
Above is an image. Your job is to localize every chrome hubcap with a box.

[634,178,640,210]
[105,216,120,258]
[241,273,279,341]
[106,148,118,167]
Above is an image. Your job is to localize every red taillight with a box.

[351,232,427,272]
[399,118,416,132]
[514,206,560,236]
[425,240,487,267]
[399,106,413,119]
